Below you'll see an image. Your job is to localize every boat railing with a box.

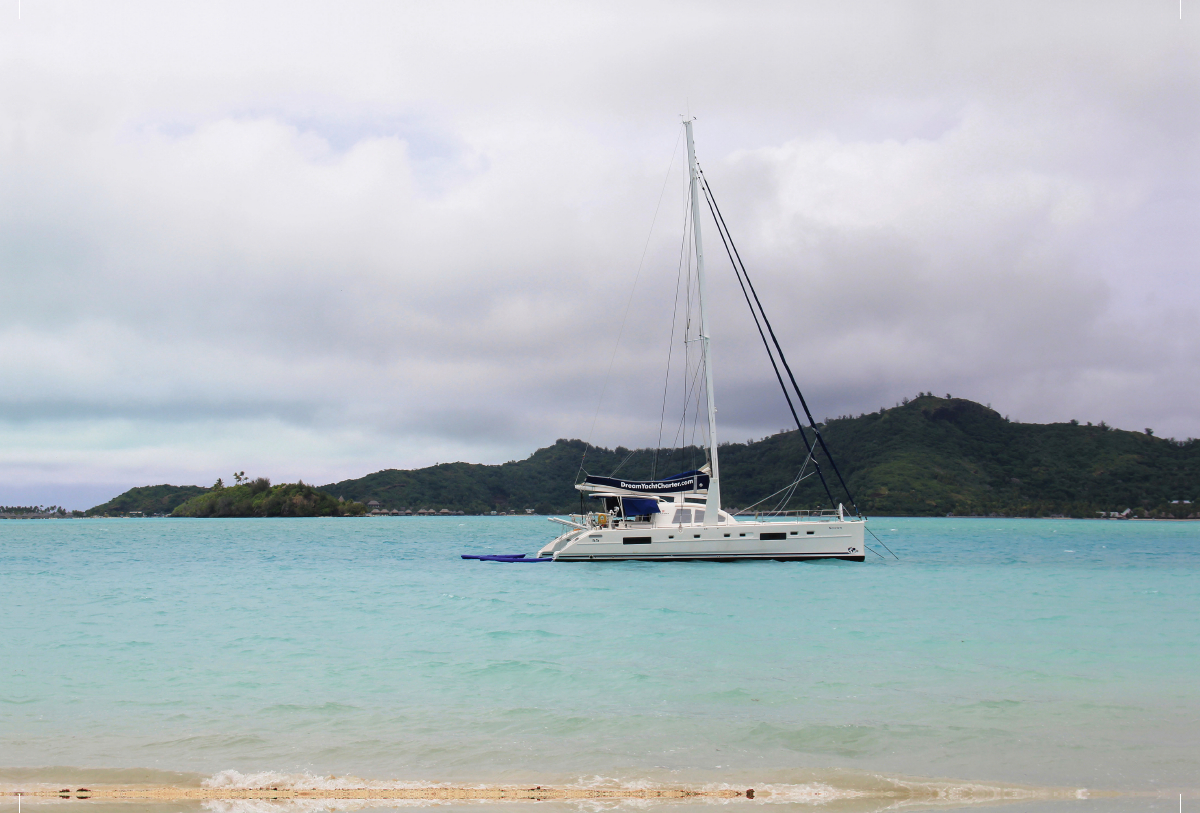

[562,513,657,530]
[733,508,842,522]
[562,509,841,529]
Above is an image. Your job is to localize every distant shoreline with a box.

[7,514,1198,522]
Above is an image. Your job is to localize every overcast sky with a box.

[3,1,1197,507]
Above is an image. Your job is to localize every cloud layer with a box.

[2,1,1197,506]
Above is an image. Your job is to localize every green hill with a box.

[86,396,1200,519]
[322,395,1200,518]
[171,479,366,517]
[780,395,1200,517]
[87,484,211,516]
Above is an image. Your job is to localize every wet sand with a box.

[6,786,750,802]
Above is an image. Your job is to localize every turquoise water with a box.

[1,517,1197,809]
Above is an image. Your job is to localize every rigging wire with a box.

[699,166,862,517]
[669,350,705,450]
[700,167,897,559]
[870,530,899,559]
[652,181,694,479]
[656,357,705,477]
[575,128,684,483]
[682,192,695,463]
[681,172,708,472]
[608,446,638,478]
[772,453,815,515]
[736,466,815,516]
[688,374,704,470]
[698,177,840,510]
[770,471,811,516]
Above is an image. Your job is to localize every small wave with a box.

[203,771,439,791]
[0,765,205,787]
[2,767,1107,813]
[196,770,1089,803]
[558,771,1091,807]
[706,782,864,803]
[567,776,651,790]
[203,801,440,813]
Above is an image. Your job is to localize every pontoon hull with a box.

[538,518,866,562]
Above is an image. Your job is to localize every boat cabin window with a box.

[672,509,691,524]
[693,510,704,523]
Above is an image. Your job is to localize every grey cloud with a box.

[2,0,1198,499]
[0,397,326,425]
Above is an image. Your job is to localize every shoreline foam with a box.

[3,785,747,802]
[0,769,1108,808]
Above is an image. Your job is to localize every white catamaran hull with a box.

[538,518,866,562]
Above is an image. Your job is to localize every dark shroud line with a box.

[698,167,861,517]
[698,180,838,511]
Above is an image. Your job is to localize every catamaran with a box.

[532,120,868,562]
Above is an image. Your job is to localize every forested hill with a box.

[87,484,210,516]
[323,395,1200,518]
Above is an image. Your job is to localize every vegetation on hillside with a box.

[87,485,210,516]
[767,395,1200,517]
[171,478,366,517]
[82,396,1199,519]
[1,505,82,518]
[322,395,1200,518]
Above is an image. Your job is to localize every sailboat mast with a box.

[684,118,722,520]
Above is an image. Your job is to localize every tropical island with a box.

[86,475,366,518]
[84,395,1199,519]
[170,476,367,517]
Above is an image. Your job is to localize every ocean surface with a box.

[1,516,1197,812]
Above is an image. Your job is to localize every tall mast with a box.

[684,118,722,521]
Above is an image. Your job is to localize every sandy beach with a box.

[7,786,748,802]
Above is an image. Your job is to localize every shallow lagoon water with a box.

[1,516,1197,810]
